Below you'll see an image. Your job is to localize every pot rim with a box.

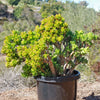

[36,70,80,83]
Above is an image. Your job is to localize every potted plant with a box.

[1,14,98,100]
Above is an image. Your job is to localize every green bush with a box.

[1,14,98,77]
[19,0,35,5]
[40,2,64,18]
[0,19,35,44]
[13,5,35,21]
[13,6,23,19]
[62,2,97,32]
[3,19,35,32]
[87,16,100,67]
[0,4,39,44]
[8,0,20,6]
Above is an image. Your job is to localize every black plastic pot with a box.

[36,70,80,100]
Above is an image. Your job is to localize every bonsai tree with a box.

[1,14,98,77]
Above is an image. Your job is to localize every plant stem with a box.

[67,66,76,76]
[46,44,56,76]
[48,56,56,76]
[63,51,74,73]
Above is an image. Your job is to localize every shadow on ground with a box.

[83,93,100,100]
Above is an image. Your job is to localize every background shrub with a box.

[40,2,64,18]
[8,0,20,6]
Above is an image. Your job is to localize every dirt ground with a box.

[0,56,100,100]
[0,81,100,100]
[77,81,100,100]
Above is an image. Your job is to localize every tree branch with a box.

[46,44,57,76]
[48,55,56,76]
[63,51,75,74]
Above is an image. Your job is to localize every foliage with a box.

[40,2,64,18]
[40,1,97,32]
[91,16,100,34]
[88,16,100,67]
[0,18,36,42]
[13,5,38,27]
[13,6,24,19]
[0,4,40,44]
[8,0,20,6]
[19,0,35,5]
[88,43,100,66]
[62,1,97,32]
[0,20,35,41]
[1,14,98,77]
[13,5,35,21]
[1,30,36,77]
[48,0,56,3]
[76,64,95,82]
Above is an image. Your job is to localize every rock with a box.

[0,2,7,15]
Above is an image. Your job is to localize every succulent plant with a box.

[1,14,98,77]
